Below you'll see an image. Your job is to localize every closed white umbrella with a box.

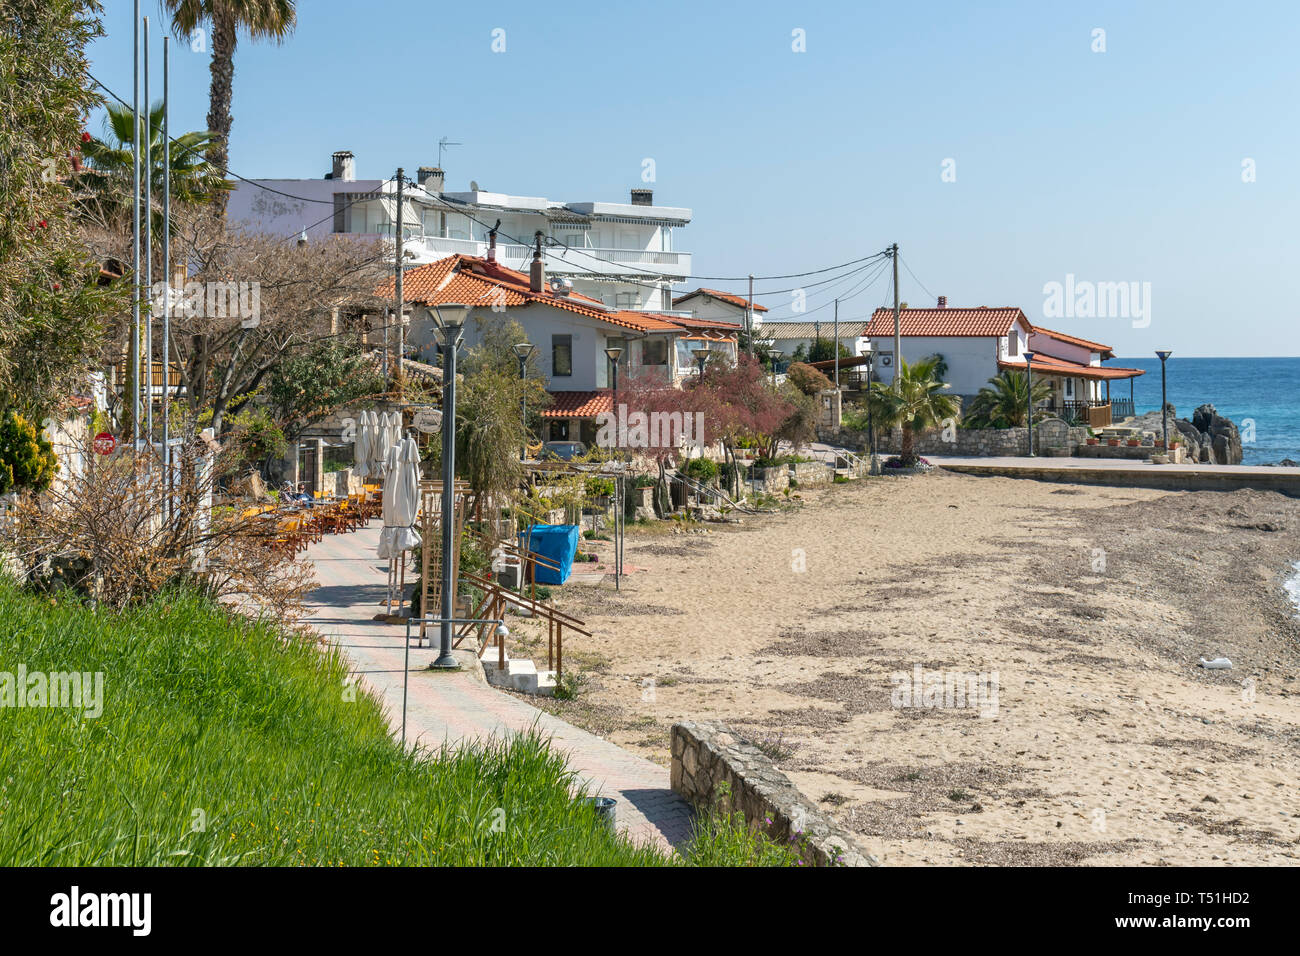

[377,437,423,614]
[369,410,392,478]
[353,409,373,478]
[385,412,403,463]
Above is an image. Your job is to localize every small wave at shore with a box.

[1286,562,1300,618]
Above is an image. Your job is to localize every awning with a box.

[1001,357,1145,381]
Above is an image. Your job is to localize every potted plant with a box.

[1127,438,1141,447]
[1154,438,1165,448]
[1107,438,1121,447]
[1086,436,1099,446]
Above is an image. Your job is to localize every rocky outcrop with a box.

[1126,403,1243,465]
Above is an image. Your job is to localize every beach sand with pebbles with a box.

[519,470,1300,866]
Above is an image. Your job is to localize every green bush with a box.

[0,411,57,494]
[681,457,719,482]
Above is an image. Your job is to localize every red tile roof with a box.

[1028,325,1115,359]
[1000,356,1144,381]
[673,288,769,313]
[540,390,614,419]
[866,306,1027,337]
[374,254,683,333]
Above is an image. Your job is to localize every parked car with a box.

[540,441,587,461]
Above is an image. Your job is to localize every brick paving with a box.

[300,521,695,852]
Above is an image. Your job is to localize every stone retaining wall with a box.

[828,423,1089,457]
[670,721,875,866]
[789,460,832,486]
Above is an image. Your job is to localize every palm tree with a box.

[868,356,960,465]
[963,369,1053,429]
[80,100,230,232]
[162,1,297,216]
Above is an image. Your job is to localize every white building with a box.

[227,151,692,312]
[862,299,1145,424]
[373,252,738,445]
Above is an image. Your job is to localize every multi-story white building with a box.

[227,151,692,312]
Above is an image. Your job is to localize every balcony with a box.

[415,235,691,277]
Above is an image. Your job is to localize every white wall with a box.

[868,335,999,394]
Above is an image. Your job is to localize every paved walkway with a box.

[926,454,1300,495]
[300,521,694,851]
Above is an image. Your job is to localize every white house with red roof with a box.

[374,249,737,444]
[671,288,765,329]
[863,298,1144,425]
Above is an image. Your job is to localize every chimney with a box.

[529,231,545,293]
[417,166,444,192]
[630,188,653,206]
[330,150,355,182]
[937,295,947,309]
[487,219,500,263]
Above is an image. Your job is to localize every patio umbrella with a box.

[385,412,403,462]
[353,409,373,478]
[368,411,392,478]
[377,437,423,613]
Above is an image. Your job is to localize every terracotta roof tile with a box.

[1028,325,1115,358]
[866,306,1027,337]
[673,288,769,312]
[540,390,614,419]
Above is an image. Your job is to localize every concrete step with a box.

[482,648,557,696]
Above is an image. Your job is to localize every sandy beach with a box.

[516,470,1300,866]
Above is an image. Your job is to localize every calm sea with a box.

[1114,357,1300,465]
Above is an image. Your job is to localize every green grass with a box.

[0,583,795,866]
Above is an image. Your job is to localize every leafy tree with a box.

[79,99,230,232]
[269,339,384,441]
[963,369,1052,429]
[0,411,58,494]
[162,0,297,217]
[0,1,125,419]
[807,337,850,363]
[868,355,959,466]
[785,361,833,395]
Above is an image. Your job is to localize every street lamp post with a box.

[692,346,712,377]
[766,347,782,387]
[1024,350,1037,457]
[604,345,623,406]
[864,348,880,475]
[431,303,470,670]
[513,342,536,461]
[1155,350,1173,450]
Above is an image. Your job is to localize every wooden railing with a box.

[457,570,590,678]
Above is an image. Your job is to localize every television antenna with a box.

[438,137,461,167]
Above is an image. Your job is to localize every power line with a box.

[900,253,937,302]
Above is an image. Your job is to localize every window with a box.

[552,334,573,377]
[1065,378,1074,398]
[642,337,669,366]
[1007,332,1019,357]
[616,291,641,309]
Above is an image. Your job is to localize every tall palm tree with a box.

[161,1,297,216]
[80,100,230,232]
[868,356,960,465]
[963,369,1053,429]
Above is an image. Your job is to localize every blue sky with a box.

[90,0,1300,356]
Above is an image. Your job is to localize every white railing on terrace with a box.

[413,235,690,273]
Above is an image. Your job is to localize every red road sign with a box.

[92,432,116,455]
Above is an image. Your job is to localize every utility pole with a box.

[130,1,140,450]
[161,35,171,485]
[833,298,840,390]
[891,243,901,391]
[747,274,755,356]
[143,18,152,468]
[394,168,404,397]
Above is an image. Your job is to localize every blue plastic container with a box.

[518,524,580,584]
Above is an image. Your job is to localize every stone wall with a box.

[789,460,832,486]
[751,465,788,494]
[670,721,875,867]
[827,422,1089,457]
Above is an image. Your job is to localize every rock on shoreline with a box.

[1127,403,1243,465]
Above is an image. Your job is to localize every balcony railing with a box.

[414,235,691,276]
